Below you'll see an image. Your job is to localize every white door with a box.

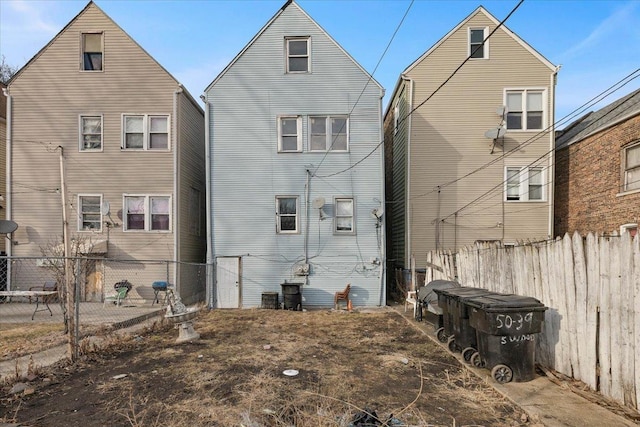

[216,257,240,308]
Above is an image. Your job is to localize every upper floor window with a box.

[80,115,102,151]
[310,116,348,151]
[278,116,302,152]
[123,115,169,150]
[276,196,298,234]
[505,166,544,201]
[469,27,488,59]
[506,89,544,130]
[78,195,102,232]
[124,195,171,231]
[623,142,640,192]
[335,197,355,234]
[286,37,310,73]
[82,32,103,71]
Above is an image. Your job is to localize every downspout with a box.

[378,88,386,306]
[173,85,182,289]
[304,167,311,287]
[548,66,560,238]
[403,75,413,268]
[203,95,214,308]
[3,87,12,258]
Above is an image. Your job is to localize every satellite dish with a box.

[312,197,325,209]
[101,201,110,216]
[0,220,18,234]
[496,106,508,116]
[484,127,506,140]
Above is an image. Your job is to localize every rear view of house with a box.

[5,1,206,303]
[204,0,385,308]
[384,7,558,276]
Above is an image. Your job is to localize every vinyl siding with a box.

[7,4,206,297]
[0,116,5,253]
[207,3,384,308]
[401,10,554,266]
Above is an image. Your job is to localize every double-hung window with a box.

[123,115,169,150]
[124,195,171,231]
[623,142,640,192]
[81,32,103,71]
[286,37,310,73]
[310,116,348,151]
[276,196,298,234]
[505,166,544,201]
[469,27,488,59]
[278,116,302,152]
[78,195,102,231]
[335,198,355,234]
[505,89,544,130]
[80,115,102,151]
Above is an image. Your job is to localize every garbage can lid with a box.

[465,293,547,311]
[418,280,460,304]
[432,286,494,301]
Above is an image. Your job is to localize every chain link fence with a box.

[0,256,207,379]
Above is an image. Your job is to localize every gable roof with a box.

[7,0,201,110]
[403,6,556,76]
[556,87,640,149]
[204,0,382,93]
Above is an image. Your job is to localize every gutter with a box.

[378,88,386,306]
[548,67,560,238]
[203,95,215,308]
[3,87,11,257]
[403,74,413,268]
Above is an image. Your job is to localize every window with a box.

[335,198,355,234]
[310,116,348,151]
[620,223,638,237]
[124,195,171,231]
[286,37,309,73]
[505,90,544,130]
[189,188,201,236]
[78,195,102,231]
[278,116,302,152]
[80,115,102,150]
[82,32,103,71]
[123,115,169,150]
[623,142,640,192]
[469,28,488,59]
[505,166,544,201]
[276,196,298,233]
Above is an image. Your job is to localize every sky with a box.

[1,0,640,128]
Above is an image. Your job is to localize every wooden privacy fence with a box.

[425,232,639,411]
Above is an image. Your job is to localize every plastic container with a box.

[415,280,460,339]
[433,287,494,360]
[280,283,302,311]
[466,293,547,383]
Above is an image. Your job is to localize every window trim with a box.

[468,27,489,59]
[77,194,103,232]
[80,32,104,72]
[285,36,310,73]
[309,115,349,152]
[123,194,172,232]
[504,166,545,202]
[121,114,171,151]
[334,197,356,235]
[504,88,546,131]
[622,141,640,193]
[276,196,299,234]
[277,115,302,153]
[620,223,638,237]
[79,114,103,152]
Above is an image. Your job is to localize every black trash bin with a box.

[433,287,495,360]
[280,283,302,311]
[415,280,460,341]
[466,293,547,383]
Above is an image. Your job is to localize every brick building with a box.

[555,88,640,237]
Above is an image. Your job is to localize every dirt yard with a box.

[1,307,533,427]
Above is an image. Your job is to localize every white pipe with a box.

[172,86,182,289]
[377,89,386,306]
[3,88,11,256]
[204,95,214,308]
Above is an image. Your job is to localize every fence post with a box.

[73,258,80,362]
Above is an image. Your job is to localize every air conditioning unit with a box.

[294,264,310,276]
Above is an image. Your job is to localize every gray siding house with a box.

[204,0,385,308]
[384,7,558,276]
[5,1,206,303]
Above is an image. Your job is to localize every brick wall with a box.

[554,113,640,236]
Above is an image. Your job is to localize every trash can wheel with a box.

[447,335,458,352]
[470,352,485,368]
[435,327,447,343]
[461,347,476,363]
[491,364,513,384]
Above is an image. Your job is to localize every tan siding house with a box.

[384,7,558,274]
[0,83,6,254]
[5,1,205,303]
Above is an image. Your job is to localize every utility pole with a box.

[58,146,75,360]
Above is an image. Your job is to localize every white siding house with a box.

[204,0,385,308]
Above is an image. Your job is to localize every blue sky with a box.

[1,0,639,127]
